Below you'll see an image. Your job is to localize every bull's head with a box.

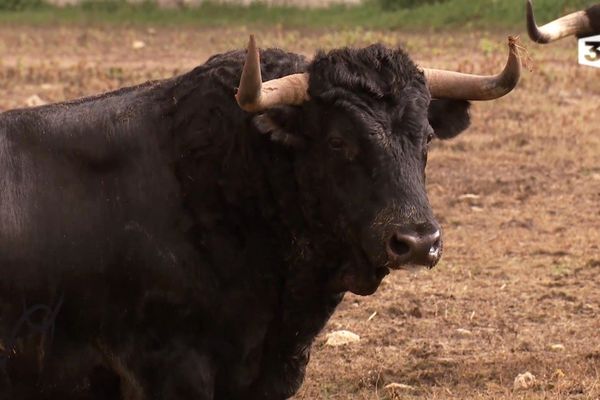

[235,36,521,295]
[526,0,600,43]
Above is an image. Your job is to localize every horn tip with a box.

[525,0,533,19]
[248,34,257,50]
[507,36,519,60]
[525,0,550,43]
[503,36,522,91]
[237,33,263,112]
[507,35,518,51]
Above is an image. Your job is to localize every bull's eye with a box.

[328,137,346,151]
[426,132,434,145]
[425,126,435,145]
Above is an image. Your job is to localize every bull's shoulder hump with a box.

[0,78,171,120]
[0,78,177,170]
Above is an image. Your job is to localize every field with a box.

[1,22,599,399]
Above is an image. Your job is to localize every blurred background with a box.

[1,1,599,399]
[0,0,598,29]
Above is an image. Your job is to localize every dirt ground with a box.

[0,24,598,400]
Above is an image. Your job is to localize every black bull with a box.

[1,44,485,399]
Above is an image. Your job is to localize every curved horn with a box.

[526,0,594,43]
[235,35,309,113]
[423,36,521,101]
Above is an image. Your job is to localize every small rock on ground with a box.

[325,330,360,347]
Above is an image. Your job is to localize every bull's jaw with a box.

[393,263,435,273]
[328,249,390,296]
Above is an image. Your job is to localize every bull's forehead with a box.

[307,44,427,105]
[321,85,431,142]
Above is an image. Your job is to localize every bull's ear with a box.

[428,99,471,140]
[252,107,306,148]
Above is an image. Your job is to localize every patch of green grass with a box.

[0,0,42,10]
[0,0,597,30]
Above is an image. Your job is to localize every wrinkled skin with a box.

[0,45,470,399]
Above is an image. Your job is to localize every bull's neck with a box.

[170,108,300,249]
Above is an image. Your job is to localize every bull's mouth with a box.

[328,237,442,296]
[328,247,390,296]
[331,263,389,296]
[393,263,434,272]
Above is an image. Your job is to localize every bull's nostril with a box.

[387,228,442,268]
[429,237,442,258]
[432,237,441,252]
[389,234,411,257]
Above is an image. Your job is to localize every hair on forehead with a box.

[306,44,425,104]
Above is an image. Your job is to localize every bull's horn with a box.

[526,0,594,43]
[235,35,309,112]
[423,37,521,101]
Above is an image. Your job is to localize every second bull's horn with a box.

[526,0,595,43]
[235,35,309,113]
[422,36,522,101]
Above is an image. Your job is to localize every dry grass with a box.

[0,25,599,400]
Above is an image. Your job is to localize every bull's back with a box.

[0,87,182,291]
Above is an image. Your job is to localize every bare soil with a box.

[1,25,598,400]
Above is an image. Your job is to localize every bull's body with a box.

[1,49,330,399]
[0,36,488,397]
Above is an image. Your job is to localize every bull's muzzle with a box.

[386,226,442,269]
